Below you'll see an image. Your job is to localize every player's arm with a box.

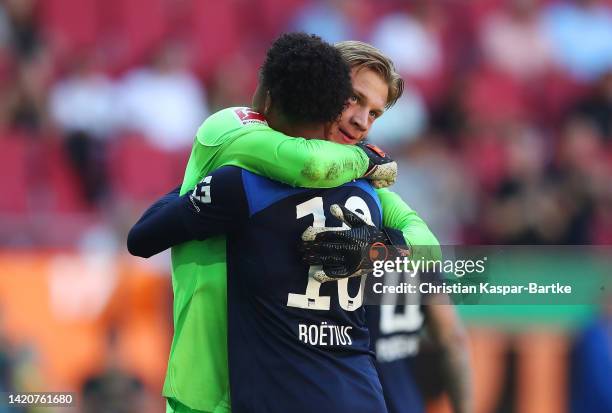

[127,167,247,258]
[218,130,368,187]
[375,188,442,262]
[127,186,186,257]
[424,302,473,413]
[197,112,396,188]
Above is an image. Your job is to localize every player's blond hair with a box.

[335,40,404,109]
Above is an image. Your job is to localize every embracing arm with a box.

[127,187,190,258]
[376,188,442,262]
[218,129,370,188]
[425,302,473,413]
[128,167,247,258]
[199,110,395,188]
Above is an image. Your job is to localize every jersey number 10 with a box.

[287,196,371,312]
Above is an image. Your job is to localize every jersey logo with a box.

[233,108,268,126]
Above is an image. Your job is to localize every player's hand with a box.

[299,204,410,283]
[359,142,397,189]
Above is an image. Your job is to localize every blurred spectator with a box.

[289,0,365,43]
[0,310,37,413]
[48,52,118,205]
[368,86,428,147]
[370,8,442,79]
[12,344,45,394]
[461,65,527,126]
[554,115,609,242]
[569,292,612,413]
[207,52,258,111]
[49,53,117,138]
[541,0,612,81]
[460,122,509,195]
[480,0,554,81]
[370,1,449,105]
[0,312,17,395]
[116,41,208,151]
[82,366,145,413]
[556,114,608,202]
[2,0,41,58]
[427,76,468,141]
[62,130,109,206]
[0,4,11,50]
[394,137,477,244]
[591,194,612,243]
[571,70,612,140]
[3,45,53,133]
[81,329,148,413]
[478,121,578,244]
[48,53,119,206]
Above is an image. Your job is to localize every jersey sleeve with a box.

[127,167,248,258]
[218,131,369,188]
[196,108,370,188]
[127,186,185,258]
[375,188,442,262]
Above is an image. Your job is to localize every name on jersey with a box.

[233,108,268,125]
[376,335,419,362]
[298,322,353,346]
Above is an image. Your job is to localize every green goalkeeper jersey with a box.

[164,107,440,412]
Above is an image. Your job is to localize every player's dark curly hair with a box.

[261,32,352,125]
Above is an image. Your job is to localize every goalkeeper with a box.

[130,34,440,413]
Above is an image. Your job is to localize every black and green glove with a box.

[300,204,410,282]
[359,142,397,188]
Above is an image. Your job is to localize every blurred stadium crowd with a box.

[0,0,611,412]
[0,0,611,249]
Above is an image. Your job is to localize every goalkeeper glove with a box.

[359,142,397,188]
[300,204,410,283]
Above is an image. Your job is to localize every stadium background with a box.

[0,0,611,411]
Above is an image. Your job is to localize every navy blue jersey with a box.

[366,271,426,413]
[180,166,388,413]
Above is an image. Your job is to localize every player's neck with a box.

[273,117,325,140]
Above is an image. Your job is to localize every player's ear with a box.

[251,82,267,113]
[263,90,272,115]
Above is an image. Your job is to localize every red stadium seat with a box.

[97,0,167,71]
[0,136,30,213]
[461,131,507,192]
[36,138,91,214]
[36,0,99,59]
[533,69,591,125]
[251,0,308,38]
[463,65,527,124]
[0,135,98,246]
[108,134,188,202]
[187,0,240,81]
